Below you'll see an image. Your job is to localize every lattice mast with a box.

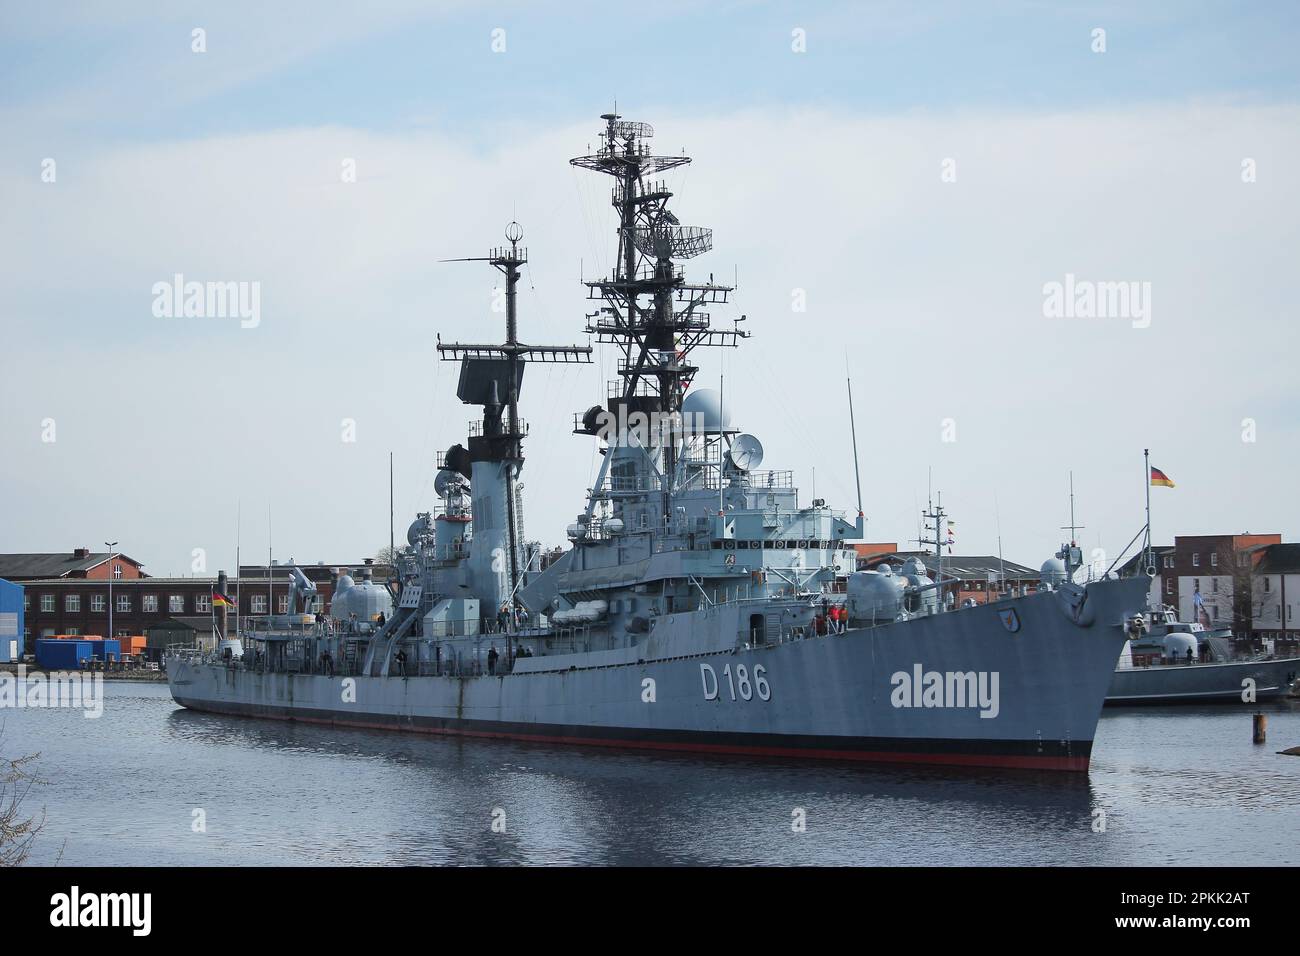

[916,496,950,613]
[437,222,592,592]
[570,113,748,489]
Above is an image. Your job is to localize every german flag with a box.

[211,589,235,607]
[1150,466,1175,488]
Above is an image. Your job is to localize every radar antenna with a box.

[436,222,593,593]
[570,114,749,520]
[571,114,747,423]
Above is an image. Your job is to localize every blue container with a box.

[94,639,122,662]
[35,639,96,670]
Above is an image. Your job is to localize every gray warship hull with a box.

[171,114,1154,775]
[169,576,1146,772]
[1105,656,1300,705]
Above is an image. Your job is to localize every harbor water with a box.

[5,681,1297,866]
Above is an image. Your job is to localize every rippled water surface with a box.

[5,682,1297,865]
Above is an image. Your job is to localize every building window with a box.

[1211,553,1218,568]
[277,595,290,614]
[1192,553,1199,567]
[168,595,184,613]
[41,594,54,612]
[1265,578,1271,593]
[251,595,267,614]
[1166,579,1174,594]
[65,627,79,636]
[1212,579,1218,594]
[195,594,211,613]
[23,594,29,611]
[113,564,123,579]
[116,594,130,613]
[143,595,158,613]
[65,594,80,612]
[1164,556,1173,569]
[91,594,106,613]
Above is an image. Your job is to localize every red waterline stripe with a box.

[176,701,1090,772]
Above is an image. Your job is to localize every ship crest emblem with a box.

[998,608,1021,633]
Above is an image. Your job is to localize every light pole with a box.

[105,540,118,642]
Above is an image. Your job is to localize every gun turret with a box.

[286,562,318,614]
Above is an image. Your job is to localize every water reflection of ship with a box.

[162,705,1099,865]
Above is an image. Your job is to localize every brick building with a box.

[18,556,387,645]
[1167,533,1280,637]
[18,576,290,643]
[0,548,147,583]
[1245,543,1300,652]
[851,542,900,569]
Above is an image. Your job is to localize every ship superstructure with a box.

[168,113,1151,772]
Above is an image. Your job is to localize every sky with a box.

[2,0,1298,577]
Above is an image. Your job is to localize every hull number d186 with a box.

[701,662,771,702]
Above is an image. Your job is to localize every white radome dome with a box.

[1162,632,1198,661]
[1040,557,1067,585]
[681,387,732,433]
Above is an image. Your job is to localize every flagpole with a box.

[718,369,725,517]
[267,503,273,623]
[1144,448,1152,572]
[846,370,864,520]
[236,501,242,640]
[389,451,395,572]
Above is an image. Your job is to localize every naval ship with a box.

[167,114,1151,771]
[1105,605,1298,705]
[1039,548,1299,705]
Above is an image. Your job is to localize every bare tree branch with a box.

[0,724,50,867]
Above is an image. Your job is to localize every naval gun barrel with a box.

[286,563,318,614]
[287,564,316,593]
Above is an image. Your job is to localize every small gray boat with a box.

[1105,606,1299,705]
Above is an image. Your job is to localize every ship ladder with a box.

[376,611,419,677]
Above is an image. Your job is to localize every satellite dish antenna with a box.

[730,434,764,471]
[434,469,463,498]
